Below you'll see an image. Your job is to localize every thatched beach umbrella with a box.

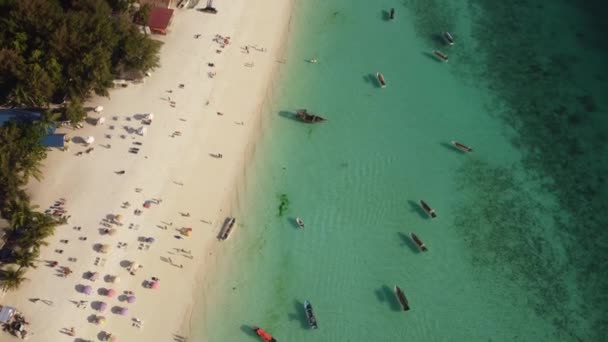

[114,214,122,223]
[111,276,120,284]
[108,229,117,236]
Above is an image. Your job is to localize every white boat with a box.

[304,300,318,329]
[376,72,387,88]
[296,217,305,228]
[443,32,454,45]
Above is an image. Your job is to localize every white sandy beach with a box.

[1,0,294,340]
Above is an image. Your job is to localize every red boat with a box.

[253,327,277,342]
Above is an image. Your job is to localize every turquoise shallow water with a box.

[192,0,608,341]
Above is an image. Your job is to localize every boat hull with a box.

[451,141,473,152]
[410,232,428,252]
[433,50,448,62]
[419,200,437,218]
[443,32,454,45]
[253,327,277,342]
[304,300,318,329]
[394,286,410,311]
[296,217,305,228]
[376,72,387,88]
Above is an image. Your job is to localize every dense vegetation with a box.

[0,0,161,291]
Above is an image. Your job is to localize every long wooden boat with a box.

[394,285,410,311]
[433,50,449,62]
[419,200,437,218]
[376,72,387,88]
[217,217,236,240]
[443,31,454,45]
[296,217,305,228]
[296,109,326,123]
[304,300,318,329]
[451,141,473,152]
[410,232,428,252]
[253,327,277,342]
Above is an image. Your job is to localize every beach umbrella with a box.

[106,289,116,297]
[147,113,154,120]
[109,335,117,342]
[146,237,155,243]
[90,272,99,281]
[97,117,106,125]
[96,316,106,325]
[127,295,136,304]
[136,127,147,136]
[108,229,117,236]
[85,136,95,145]
[143,201,151,208]
[98,302,108,312]
[150,281,160,289]
[114,214,122,223]
[83,285,93,295]
[119,307,128,315]
[111,276,120,284]
[94,106,104,113]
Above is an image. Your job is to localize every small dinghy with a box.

[443,32,454,45]
[394,285,410,311]
[296,217,305,228]
[451,141,473,152]
[217,217,236,240]
[304,300,318,329]
[410,232,428,252]
[377,72,387,88]
[253,327,277,342]
[419,200,437,218]
[433,50,449,62]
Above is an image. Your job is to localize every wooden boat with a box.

[443,31,454,45]
[200,0,218,14]
[451,141,473,152]
[253,327,277,342]
[419,200,437,218]
[296,217,305,228]
[296,109,326,123]
[433,50,448,62]
[376,72,387,88]
[394,285,410,311]
[389,8,395,20]
[217,217,236,240]
[410,232,428,252]
[304,300,318,329]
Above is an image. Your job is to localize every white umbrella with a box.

[94,106,104,113]
[85,136,95,145]
[97,117,106,125]
[136,127,147,136]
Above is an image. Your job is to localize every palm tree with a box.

[14,248,40,271]
[1,267,27,292]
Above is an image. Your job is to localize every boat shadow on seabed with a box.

[407,200,428,219]
[240,325,259,338]
[375,285,402,312]
[398,232,422,254]
[278,110,301,122]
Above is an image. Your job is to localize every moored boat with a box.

[376,72,387,88]
[443,31,454,45]
[419,200,437,218]
[451,141,473,152]
[394,285,410,311]
[389,8,395,20]
[217,217,236,240]
[433,50,448,62]
[200,0,218,13]
[253,327,277,342]
[296,109,326,123]
[304,300,318,329]
[296,217,305,228]
[410,232,428,252]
